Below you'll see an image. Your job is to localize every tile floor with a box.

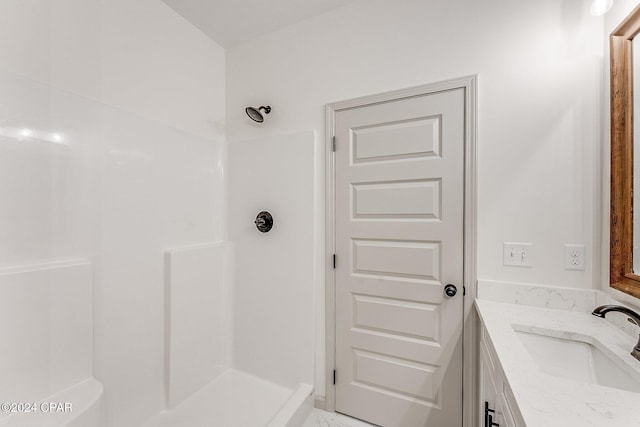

[303,409,375,427]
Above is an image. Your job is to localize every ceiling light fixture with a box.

[591,0,613,16]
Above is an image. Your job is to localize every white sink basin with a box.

[515,330,640,393]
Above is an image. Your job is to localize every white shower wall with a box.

[0,1,226,427]
[0,0,225,141]
[228,131,316,389]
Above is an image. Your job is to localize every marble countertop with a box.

[476,299,640,427]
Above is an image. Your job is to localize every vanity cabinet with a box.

[479,325,524,427]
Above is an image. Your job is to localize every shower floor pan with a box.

[141,369,313,427]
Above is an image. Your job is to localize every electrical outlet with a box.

[564,244,585,270]
[503,242,533,267]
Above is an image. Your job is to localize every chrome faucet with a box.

[592,305,640,362]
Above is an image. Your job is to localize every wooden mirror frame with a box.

[611,4,640,298]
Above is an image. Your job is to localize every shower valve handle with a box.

[254,211,273,233]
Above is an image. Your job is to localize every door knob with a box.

[444,284,458,297]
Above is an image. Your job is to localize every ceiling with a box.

[161,0,358,48]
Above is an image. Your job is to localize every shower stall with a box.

[0,1,315,426]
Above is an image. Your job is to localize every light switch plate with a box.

[503,242,533,267]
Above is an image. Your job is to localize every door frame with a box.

[324,75,478,427]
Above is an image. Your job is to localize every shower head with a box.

[245,105,271,123]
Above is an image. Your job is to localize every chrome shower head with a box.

[245,105,271,123]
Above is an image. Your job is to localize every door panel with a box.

[334,88,465,427]
[352,116,441,162]
[352,178,441,219]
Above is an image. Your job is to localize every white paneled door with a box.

[334,88,465,427]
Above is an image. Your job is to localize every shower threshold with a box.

[140,369,312,427]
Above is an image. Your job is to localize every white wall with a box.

[601,0,640,307]
[0,1,225,427]
[226,0,603,398]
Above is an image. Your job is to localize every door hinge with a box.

[332,136,336,152]
[333,369,336,385]
[332,254,336,269]
[463,285,466,296]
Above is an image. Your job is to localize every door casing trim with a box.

[324,75,478,427]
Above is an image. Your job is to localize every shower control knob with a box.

[255,211,273,233]
[444,284,458,298]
